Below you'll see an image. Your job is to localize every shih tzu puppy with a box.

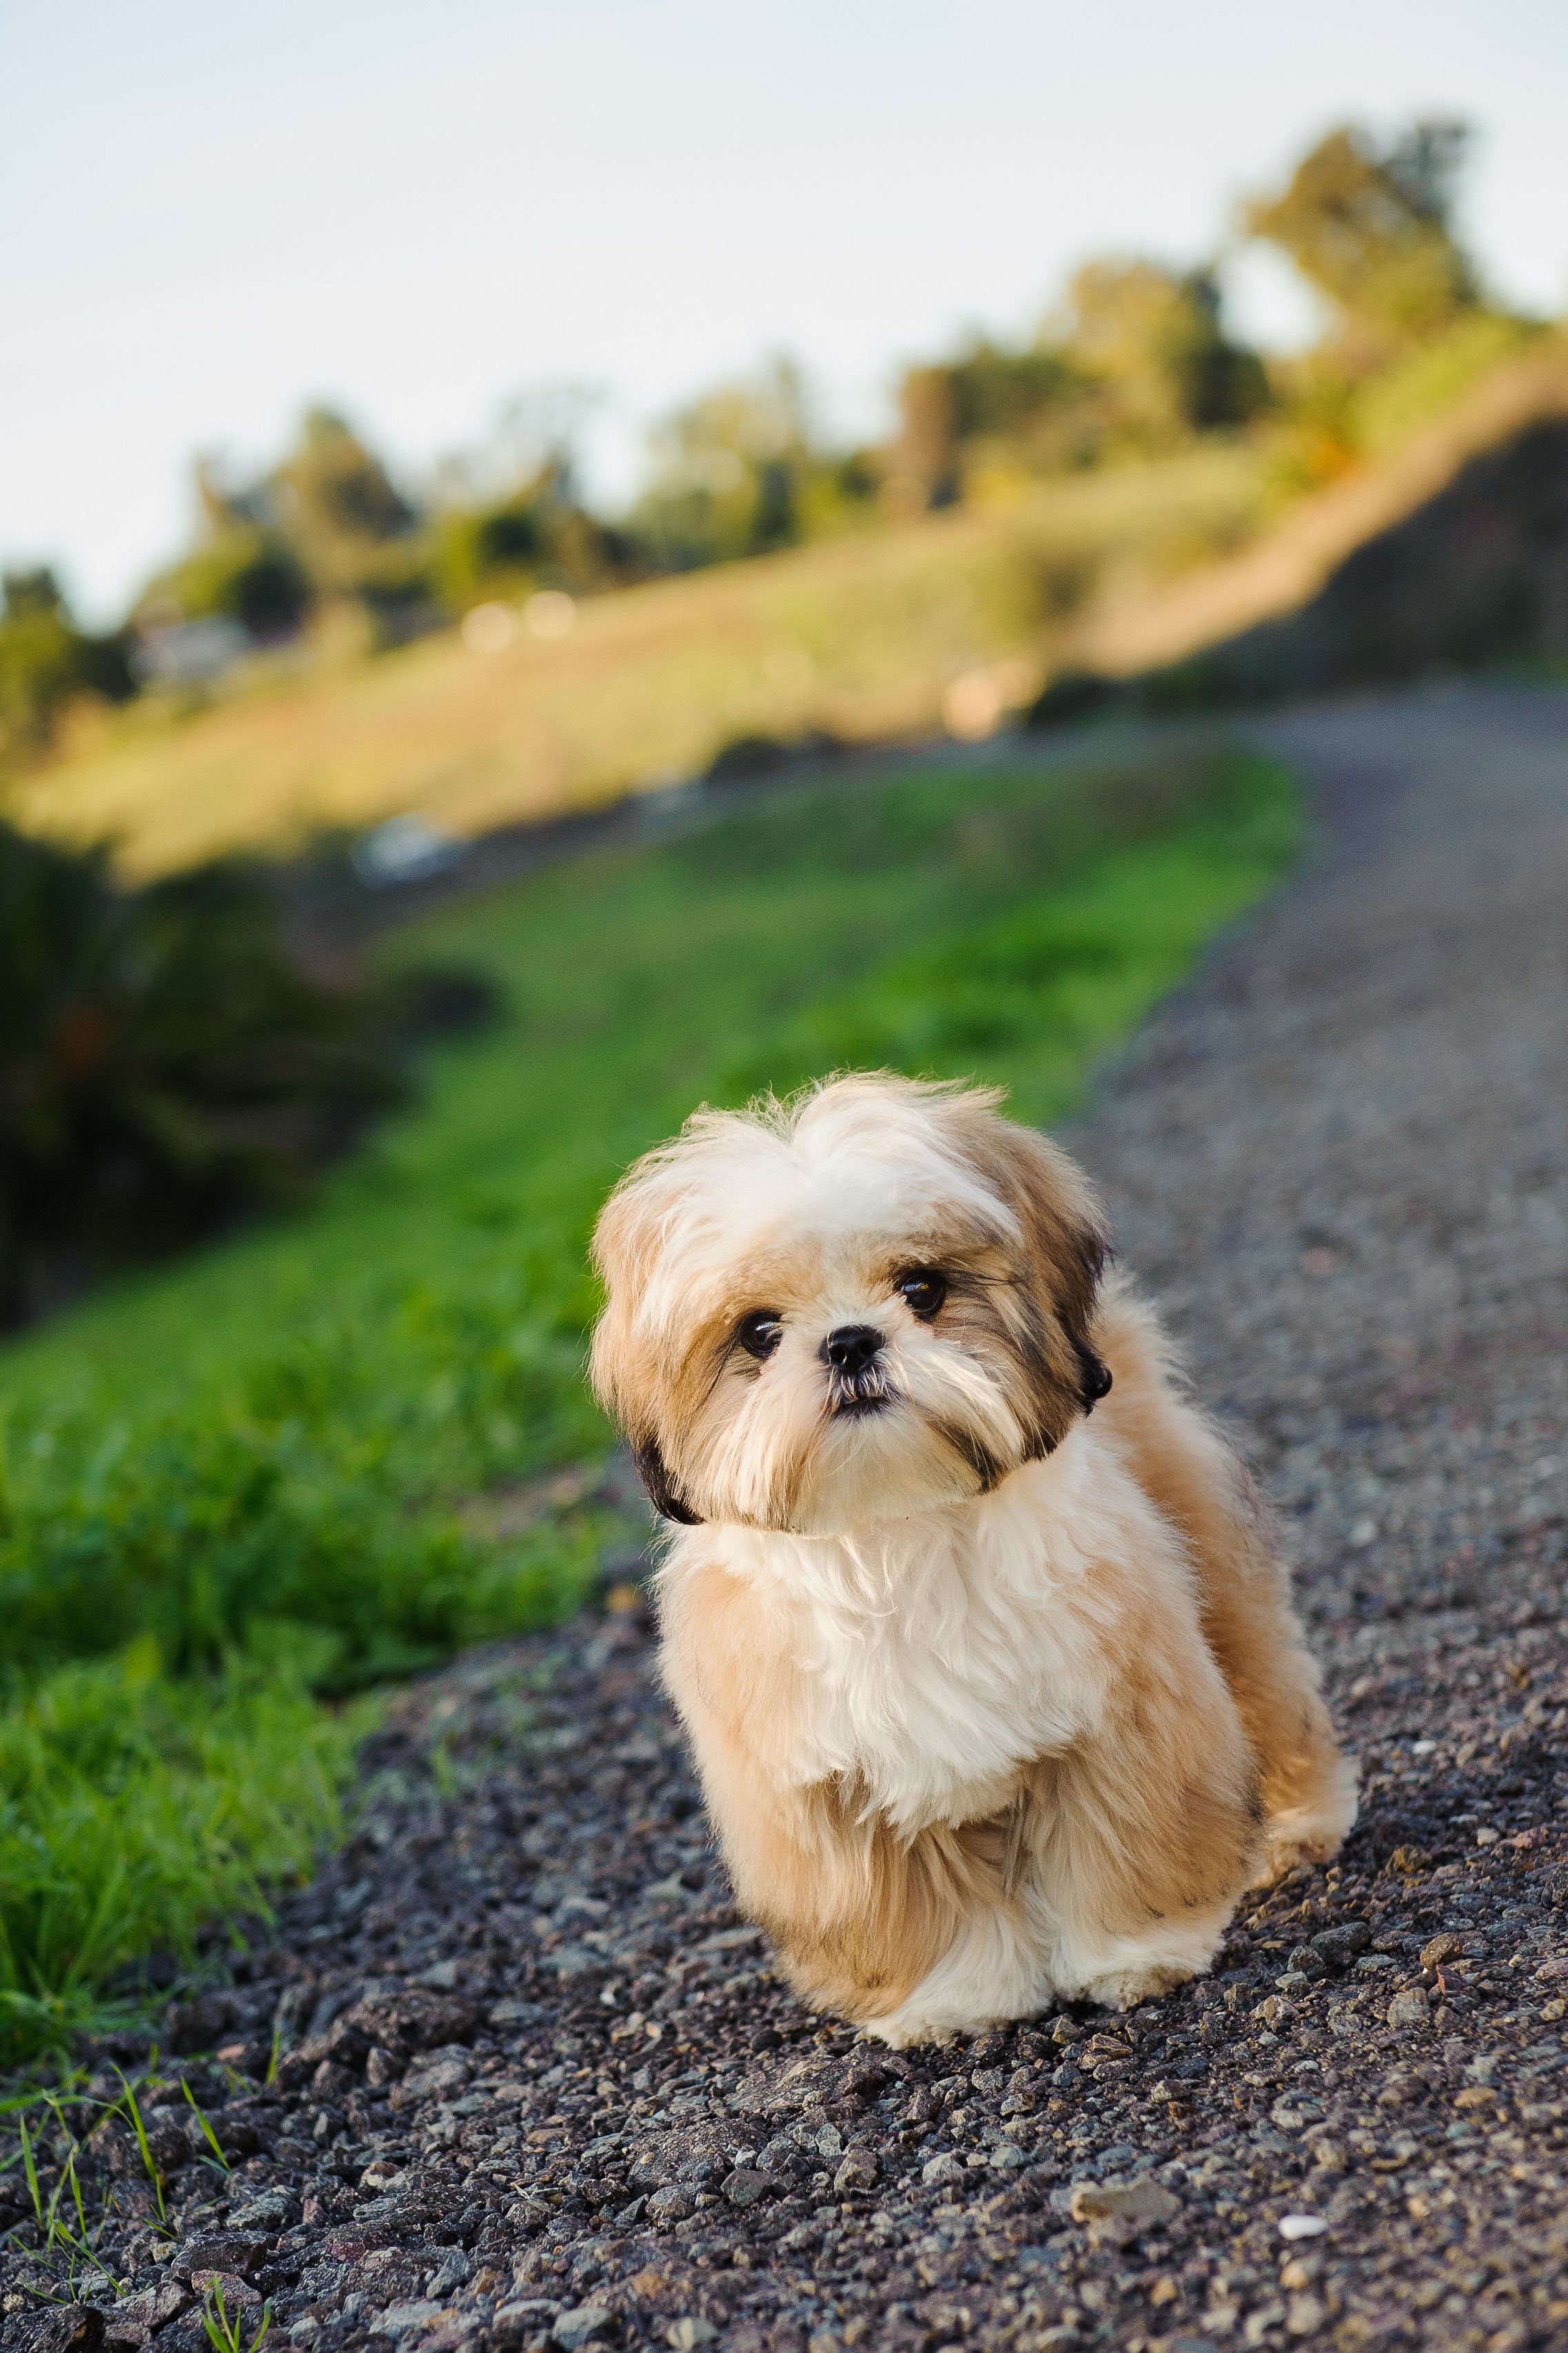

[590,1074,1355,2046]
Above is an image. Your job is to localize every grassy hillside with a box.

[15,325,1553,891]
[17,453,1263,879]
[0,736,1298,2061]
[1063,327,1568,684]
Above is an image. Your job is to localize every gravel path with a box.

[6,683,1567,2353]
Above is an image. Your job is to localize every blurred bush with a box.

[144,525,312,638]
[0,569,135,765]
[0,821,493,1324]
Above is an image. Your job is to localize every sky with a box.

[6,0,1568,622]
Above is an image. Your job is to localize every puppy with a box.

[590,1074,1355,2045]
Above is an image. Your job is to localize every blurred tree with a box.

[946,342,1081,442]
[428,456,630,611]
[1055,259,1270,445]
[274,407,417,571]
[0,570,134,765]
[1245,120,1479,348]
[143,521,312,638]
[885,366,963,509]
[887,262,1267,505]
[429,494,544,609]
[631,357,869,566]
[133,415,425,647]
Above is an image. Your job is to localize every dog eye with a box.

[736,1310,784,1360]
[895,1269,947,1320]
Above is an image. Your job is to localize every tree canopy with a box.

[1245,120,1479,345]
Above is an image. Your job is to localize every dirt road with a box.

[6,684,1567,2353]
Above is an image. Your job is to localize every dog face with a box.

[590,1075,1111,1535]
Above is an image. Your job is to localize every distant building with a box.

[132,616,252,689]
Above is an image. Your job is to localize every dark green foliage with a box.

[274,406,419,584]
[888,262,1272,506]
[631,357,878,569]
[148,528,312,637]
[427,469,625,609]
[158,410,432,642]
[948,343,1083,441]
[0,825,407,1324]
[1161,272,1272,432]
[0,571,134,763]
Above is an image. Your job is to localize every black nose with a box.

[822,1324,885,1375]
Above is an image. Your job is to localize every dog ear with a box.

[943,1100,1113,1451]
[1072,1335,1114,1413]
[633,1434,703,1525]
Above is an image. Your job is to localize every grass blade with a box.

[181,2079,230,2172]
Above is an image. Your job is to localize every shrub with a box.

[0,570,135,763]
[0,823,407,1323]
[149,528,312,638]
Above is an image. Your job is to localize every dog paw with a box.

[1251,1788,1358,1887]
[1077,1961,1195,2012]
[859,2012,954,2050]
[1249,1830,1343,1888]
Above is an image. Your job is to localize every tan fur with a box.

[1091,1280,1358,1881]
[660,1556,1019,2021]
[592,1074,1356,2039]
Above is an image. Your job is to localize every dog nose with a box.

[822,1324,885,1375]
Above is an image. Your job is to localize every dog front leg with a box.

[1024,1656,1261,2013]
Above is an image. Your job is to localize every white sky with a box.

[6,0,1567,622]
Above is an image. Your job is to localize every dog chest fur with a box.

[661,1426,1189,1837]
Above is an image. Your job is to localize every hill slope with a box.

[1061,332,1568,686]
[17,330,1563,882]
[17,455,1260,879]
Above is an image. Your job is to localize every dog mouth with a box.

[828,1379,897,1419]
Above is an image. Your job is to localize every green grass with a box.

[1,1649,368,2060]
[0,736,1300,2063]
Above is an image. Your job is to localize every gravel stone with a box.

[551,2306,612,2348]
[5,686,1568,2352]
[1069,2181,1181,2225]
[371,2301,443,2338]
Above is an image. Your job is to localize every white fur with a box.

[868,1901,1056,2045]
[660,1426,1230,2035]
[673,1434,1135,1825]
